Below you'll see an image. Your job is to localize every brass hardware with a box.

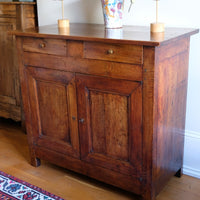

[39,43,46,48]
[107,49,114,54]
[79,118,85,123]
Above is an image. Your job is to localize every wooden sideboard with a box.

[13,24,198,200]
[0,2,37,121]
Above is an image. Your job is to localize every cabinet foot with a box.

[174,168,183,178]
[141,191,155,200]
[31,157,41,167]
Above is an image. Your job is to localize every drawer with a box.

[84,42,143,64]
[22,38,67,56]
[0,5,16,17]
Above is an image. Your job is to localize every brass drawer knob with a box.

[107,49,114,55]
[39,43,46,48]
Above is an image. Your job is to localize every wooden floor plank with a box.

[0,118,200,200]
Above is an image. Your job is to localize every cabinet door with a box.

[76,74,142,176]
[26,67,79,158]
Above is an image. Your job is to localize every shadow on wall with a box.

[64,0,103,24]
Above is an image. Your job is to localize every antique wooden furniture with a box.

[0,2,37,121]
[13,24,198,200]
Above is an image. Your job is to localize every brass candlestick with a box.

[57,0,70,34]
[150,0,164,33]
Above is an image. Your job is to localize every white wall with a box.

[37,0,200,179]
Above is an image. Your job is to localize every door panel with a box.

[0,20,16,100]
[76,74,142,176]
[26,67,79,158]
[37,81,70,142]
[90,91,129,161]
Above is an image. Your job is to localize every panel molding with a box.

[184,130,200,139]
[183,130,200,179]
[183,165,200,179]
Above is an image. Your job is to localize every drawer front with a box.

[22,38,67,56]
[0,5,16,18]
[84,42,143,64]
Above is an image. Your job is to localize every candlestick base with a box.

[58,19,70,35]
[150,22,165,33]
[58,27,70,35]
[151,32,165,41]
[58,19,69,28]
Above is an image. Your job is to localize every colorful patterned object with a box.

[101,0,124,29]
[0,171,63,200]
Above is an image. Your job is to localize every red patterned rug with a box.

[0,171,63,200]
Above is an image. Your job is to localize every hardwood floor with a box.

[0,117,200,200]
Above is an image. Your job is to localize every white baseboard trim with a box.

[183,165,200,179]
[185,130,200,139]
[183,130,200,179]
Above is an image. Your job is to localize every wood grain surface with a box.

[0,118,200,200]
[0,2,37,121]
[14,24,199,200]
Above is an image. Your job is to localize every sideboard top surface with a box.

[12,23,199,46]
[0,2,36,5]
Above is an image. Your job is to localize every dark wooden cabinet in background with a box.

[0,2,37,121]
[14,24,198,200]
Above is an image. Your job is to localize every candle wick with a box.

[62,0,64,19]
[156,0,158,23]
